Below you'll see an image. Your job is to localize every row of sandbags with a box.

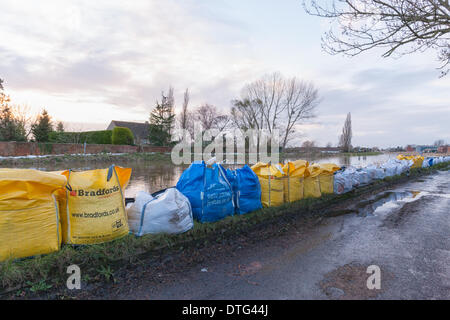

[3,154,448,261]
[0,165,197,262]
[333,155,449,195]
[250,161,341,207]
[422,155,450,167]
[0,166,132,261]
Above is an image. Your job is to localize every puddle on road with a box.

[328,190,423,218]
[328,185,450,219]
[356,191,422,217]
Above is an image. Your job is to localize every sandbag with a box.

[283,160,308,202]
[397,154,424,168]
[251,163,285,207]
[317,163,340,194]
[356,169,371,185]
[399,159,412,173]
[176,161,234,223]
[333,172,349,194]
[59,166,131,244]
[381,160,401,177]
[0,169,66,261]
[304,164,321,198]
[365,165,385,180]
[226,165,262,214]
[343,166,361,188]
[127,189,193,236]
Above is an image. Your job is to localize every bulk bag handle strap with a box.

[107,165,115,182]
[65,169,73,191]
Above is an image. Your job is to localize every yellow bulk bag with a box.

[411,156,424,168]
[59,166,131,245]
[251,163,285,207]
[304,164,322,198]
[397,155,424,168]
[283,160,308,202]
[317,163,340,194]
[0,169,66,261]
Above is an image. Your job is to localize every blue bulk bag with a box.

[227,165,262,215]
[176,161,234,223]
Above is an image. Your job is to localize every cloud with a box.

[0,0,264,117]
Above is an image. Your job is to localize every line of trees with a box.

[147,72,321,150]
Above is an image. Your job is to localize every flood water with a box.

[1,153,396,198]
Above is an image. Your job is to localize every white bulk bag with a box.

[127,188,193,236]
[345,167,361,188]
[365,165,385,180]
[357,169,371,185]
[381,160,399,177]
[333,172,353,194]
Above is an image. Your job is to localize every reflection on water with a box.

[355,191,420,217]
[1,153,396,197]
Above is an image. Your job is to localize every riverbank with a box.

[1,161,448,299]
[0,152,172,167]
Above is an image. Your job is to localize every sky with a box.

[0,0,449,148]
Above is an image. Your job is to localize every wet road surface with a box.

[118,170,450,300]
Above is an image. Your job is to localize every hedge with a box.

[48,130,112,144]
[111,127,134,145]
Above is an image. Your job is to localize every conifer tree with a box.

[148,87,175,146]
[31,109,53,142]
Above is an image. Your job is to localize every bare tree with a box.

[244,72,287,135]
[176,88,195,139]
[233,72,320,150]
[280,78,319,148]
[178,88,190,130]
[302,140,316,148]
[339,112,352,152]
[303,0,450,76]
[192,104,229,132]
[433,139,446,146]
[194,104,217,131]
[11,104,38,140]
[302,140,316,153]
[231,98,263,132]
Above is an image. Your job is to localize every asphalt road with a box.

[119,170,450,300]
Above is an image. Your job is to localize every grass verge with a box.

[0,162,448,296]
